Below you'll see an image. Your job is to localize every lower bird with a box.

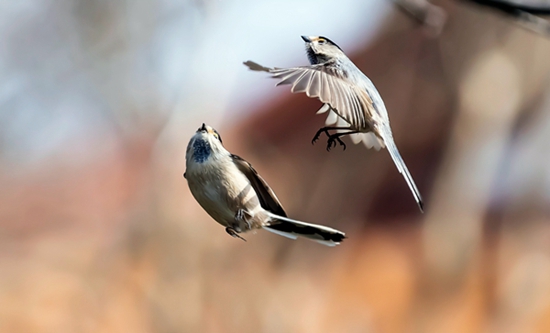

[184,123,346,246]
[244,35,423,212]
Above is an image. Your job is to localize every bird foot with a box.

[312,127,330,145]
[326,136,346,151]
[235,209,252,230]
[226,227,246,242]
[312,127,347,151]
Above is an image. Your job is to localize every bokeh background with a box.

[1,0,550,332]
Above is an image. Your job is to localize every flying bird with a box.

[244,35,423,212]
[184,123,346,246]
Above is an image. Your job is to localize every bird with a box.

[243,35,423,212]
[184,123,346,246]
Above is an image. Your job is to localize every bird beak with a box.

[199,123,207,132]
[301,35,312,43]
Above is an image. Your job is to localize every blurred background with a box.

[1,0,550,332]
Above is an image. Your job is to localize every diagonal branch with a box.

[464,0,550,16]
[463,0,550,35]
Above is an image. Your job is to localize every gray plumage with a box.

[184,123,346,246]
[243,35,423,212]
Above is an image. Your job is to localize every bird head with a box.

[195,123,223,144]
[186,123,225,164]
[301,35,345,65]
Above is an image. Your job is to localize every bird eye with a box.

[318,39,325,44]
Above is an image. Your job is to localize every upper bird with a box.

[184,123,346,246]
[243,35,423,212]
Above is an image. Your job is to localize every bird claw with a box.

[311,132,322,145]
[235,209,252,230]
[235,209,245,221]
[312,127,348,151]
[340,139,347,151]
[226,227,246,241]
[326,139,334,151]
[326,136,346,151]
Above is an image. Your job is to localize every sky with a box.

[0,0,390,169]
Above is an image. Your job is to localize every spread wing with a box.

[244,60,377,130]
[231,154,287,217]
[243,60,423,212]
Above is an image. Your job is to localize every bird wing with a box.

[244,60,377,131]
[231,154,287,217]
[244,60,422,211]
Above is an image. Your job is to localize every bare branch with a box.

[462,0,550,36]
[464,0,550,16]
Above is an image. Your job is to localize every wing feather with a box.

[244,61,375,130]
[277,70,307,86]
[315,103,330,114]
[325,110,338,125]
[306,71,321,98]
[267,64,372,129]
[319,72,331,102]
[327,76,343,115]
[231,154,287,217]
[291,70,312,93]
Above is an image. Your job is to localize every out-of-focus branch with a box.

[394,0,448,35]
[464,0,550,15]
[396,0,550,37]
[462,0,550,35]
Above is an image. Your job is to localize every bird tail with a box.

[263,212,346,246]
[380,126,424,212]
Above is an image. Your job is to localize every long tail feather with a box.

[380,126,424,212]
[263,213,346,246]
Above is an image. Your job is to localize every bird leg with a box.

[326,131,362,151]
[312,126,350,145]
[311,127,360,151]
[235,209,252,230]
[327,135,347,151]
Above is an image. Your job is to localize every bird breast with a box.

[186,157,262,227]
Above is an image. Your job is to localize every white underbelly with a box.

[187,162,262,227]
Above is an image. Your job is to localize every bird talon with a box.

[235,209,244,221]
[337,137,346,150]
[311,134,322,145]
[226,227,246,241]
[235,209,252,230]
